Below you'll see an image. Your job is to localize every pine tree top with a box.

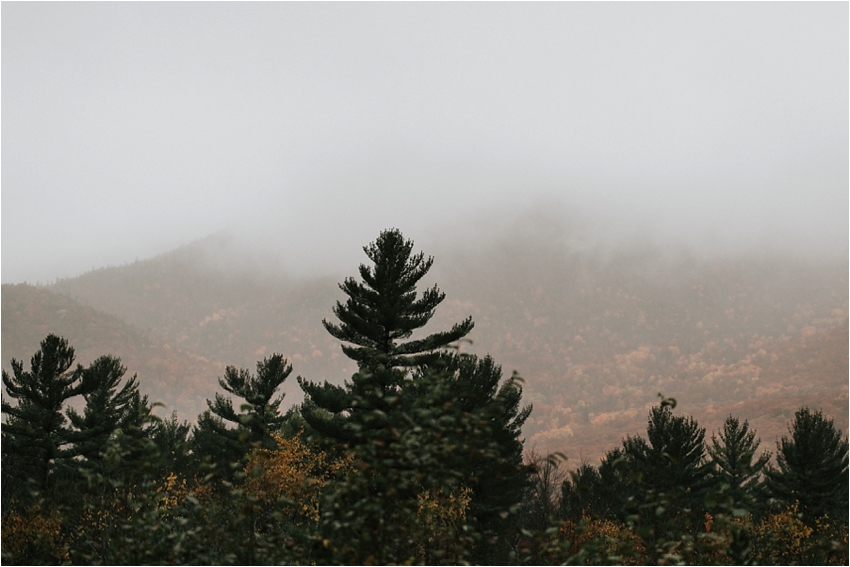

[322,228,473,371]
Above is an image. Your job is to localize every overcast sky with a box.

[2,2,847,284]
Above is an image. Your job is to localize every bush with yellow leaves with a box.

[559,515,646,565]
[155,471,188,511]
[415,486,473,562]
[243,430,350,524]
[750,504,848,566]
[1,504,67,565]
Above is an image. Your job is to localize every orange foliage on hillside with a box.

[3,234,844,469]
[2,284,224,420]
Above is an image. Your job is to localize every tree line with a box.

[2,229,848,565]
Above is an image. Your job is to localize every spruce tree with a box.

[1,335,91,494]
[708,415,770,508]
[764,407,849,523]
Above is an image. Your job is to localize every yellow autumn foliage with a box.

[243,431,350,523]
[560,515,646,564]
[414,486,473,562]
[155,471,189,511]
[1,505,68,564]
[751,504,814,564]
[417,485,472,527]
[748,504,849,566]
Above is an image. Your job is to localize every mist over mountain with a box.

[3,4,847,286]
[3,211,843,463]
[3,8,847,560]
[1,284,225,420]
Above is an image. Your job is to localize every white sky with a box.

[2,2,847,284]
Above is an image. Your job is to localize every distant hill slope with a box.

[49,233,357,389]
[432,236,848,460]
[2,283,225,420]
[16,229,847,464]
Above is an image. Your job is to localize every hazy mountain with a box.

[431,231,848,459]
[2,228,844,463]
[1,284,224,420]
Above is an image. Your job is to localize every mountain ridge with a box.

[2,231,845,463]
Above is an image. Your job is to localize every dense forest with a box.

[2,229,848,565]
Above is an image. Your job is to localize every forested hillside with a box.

[2,229,847,565]
[431,236,848,459]
[1,284,223,420]
[28,229,847,463]
[48,232,354,379]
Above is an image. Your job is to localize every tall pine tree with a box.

[708,415,770,509]
[65,355,150,470]
[299,228,474,442]
[192,354,292,475]
[300,229,530,563]
[322,228,474,373]
[2,335,92,494]
[764,407,849,523]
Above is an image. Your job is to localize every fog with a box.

[2,3,847,284]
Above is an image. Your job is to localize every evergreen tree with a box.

[708,415,770,508]
[300,229,530,563]
[192,354,292,474]
[415,353,533,562]
[621,404,713,529]
[209,354,292,444]
[560,447,637,523]
[1,335,92,494]
[151,412,193,478]
[597,447,638,518]
[191,410,244,478]
[65,355,148,468]
[312,363,492,565]
[299,228,474,442]
[625,405,713,496]
[560,462,597,522]
[322,228,474,373]
[764,407,849,523]
[561,462,607,523]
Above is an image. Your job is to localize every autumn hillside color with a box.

[3,229,846,464]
